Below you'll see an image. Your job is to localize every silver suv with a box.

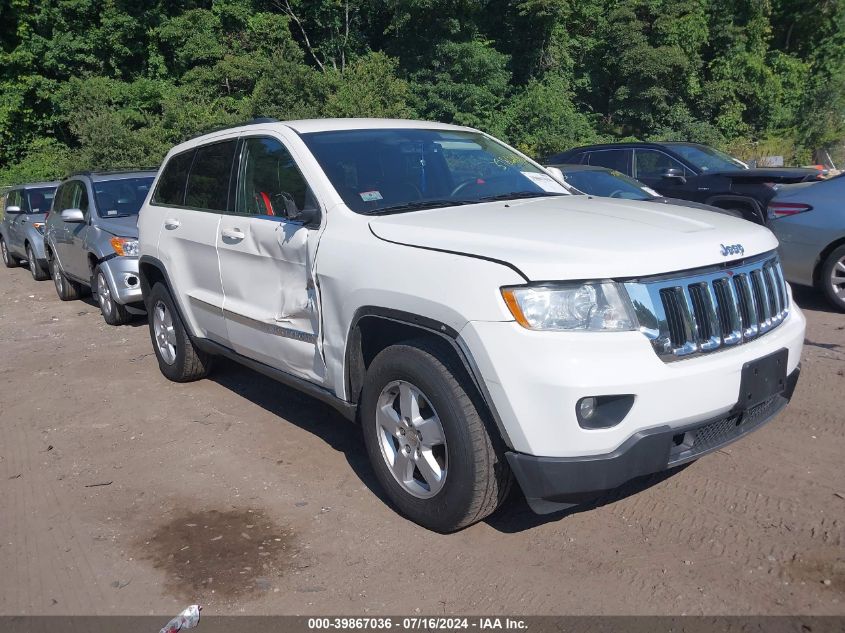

[45,170,156,324]
[0,181,58,280]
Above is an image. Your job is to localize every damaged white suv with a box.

[138,119,805,532]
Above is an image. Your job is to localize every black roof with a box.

[549,141,708,159]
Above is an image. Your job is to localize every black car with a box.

[547,142,823,224]
[546,164,743,217]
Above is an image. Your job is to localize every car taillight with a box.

[767,201,813,219]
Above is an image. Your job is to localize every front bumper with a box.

[507,366,799,513]
[99,256,143,305]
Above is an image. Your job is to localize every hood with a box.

[96,214,139,238]
[714,167,820,183]
[368,196,778,281]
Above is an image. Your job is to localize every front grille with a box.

[625,253,789,362]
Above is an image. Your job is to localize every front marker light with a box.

[110,237,139,257]
[501,282,638,331]
[33,222,45,235]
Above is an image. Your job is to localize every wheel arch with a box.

[813,236,845,286]
[344,307,513,448]
[704,194,765,223]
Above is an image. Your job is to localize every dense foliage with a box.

[1,0,843,184]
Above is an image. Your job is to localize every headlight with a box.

[33,222,45,235]
[501,282,638,331]
[110,237,139,257]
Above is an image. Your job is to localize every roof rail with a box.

[67,168,159,178]
[188,117,280,140]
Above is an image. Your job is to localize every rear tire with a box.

[49,254,82,301]
[26,244,49,281]
[1,237,19,268]
[94,266,131,325]
[820,244,845,312]
[147,282,213,382]
[360,339,512,532]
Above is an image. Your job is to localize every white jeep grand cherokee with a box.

[137,118,805,532]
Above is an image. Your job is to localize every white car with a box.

[137,118,805,532]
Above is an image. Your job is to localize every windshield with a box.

[300,128,570,214]
[668,144,747,172]
[94,177,154,217]
[559,169,652,200]
[24,187,56,213]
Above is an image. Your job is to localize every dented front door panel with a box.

[217,214,325,383]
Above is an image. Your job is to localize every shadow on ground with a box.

[207,357,690,534]
[791,285,843,315]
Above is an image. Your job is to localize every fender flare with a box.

[704,195,765,223]
[344,306,513,448]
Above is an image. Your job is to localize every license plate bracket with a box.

[737,348,788,411]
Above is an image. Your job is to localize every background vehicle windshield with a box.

[94,177,154,217]
[668,144,747,172]
[560,169,651,200]
[24,187,56,213]
[301,128,569,214]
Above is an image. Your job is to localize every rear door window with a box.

[185,140,238,212]
[587,149,631,174]
[153,150,195,206]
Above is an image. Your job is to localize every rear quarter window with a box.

[153,150,195,206]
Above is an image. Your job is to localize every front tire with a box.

[1,237,19,268]
[360,339,512,532]
[147,282,213,382]
[820,244,845,312]
[26,244,49,281]
[94,266,131,325]
[49,254,82,301]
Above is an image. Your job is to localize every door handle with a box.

[221,228,245,241]
[164,219,181,230]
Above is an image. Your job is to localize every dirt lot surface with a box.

[0,266,843,617]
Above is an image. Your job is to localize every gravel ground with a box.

[0,264,843,616]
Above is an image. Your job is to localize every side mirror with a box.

[292,206,321,228]
[662,168,686,184]
[545,166,565,183]
[60,208,85,223]
[5,205,21,214]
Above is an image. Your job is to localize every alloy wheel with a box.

[97,272,112,317]
[830,255,845,301]
[51,259,63,295]
[27,247,36,277]
[153,300,177,365]
[375,380,448,499]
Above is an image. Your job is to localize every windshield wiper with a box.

[476,191,567,202]
[360,199,474,215]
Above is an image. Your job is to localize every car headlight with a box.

[501,282,638,331]
[33,222,45,235]
[110,237,139,257]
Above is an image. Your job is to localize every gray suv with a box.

[0,181,59,280]
[45,170,156,324]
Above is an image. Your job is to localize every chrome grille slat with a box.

[625,253,789,362]
[715,278,743,345]
[752,269,773,333]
